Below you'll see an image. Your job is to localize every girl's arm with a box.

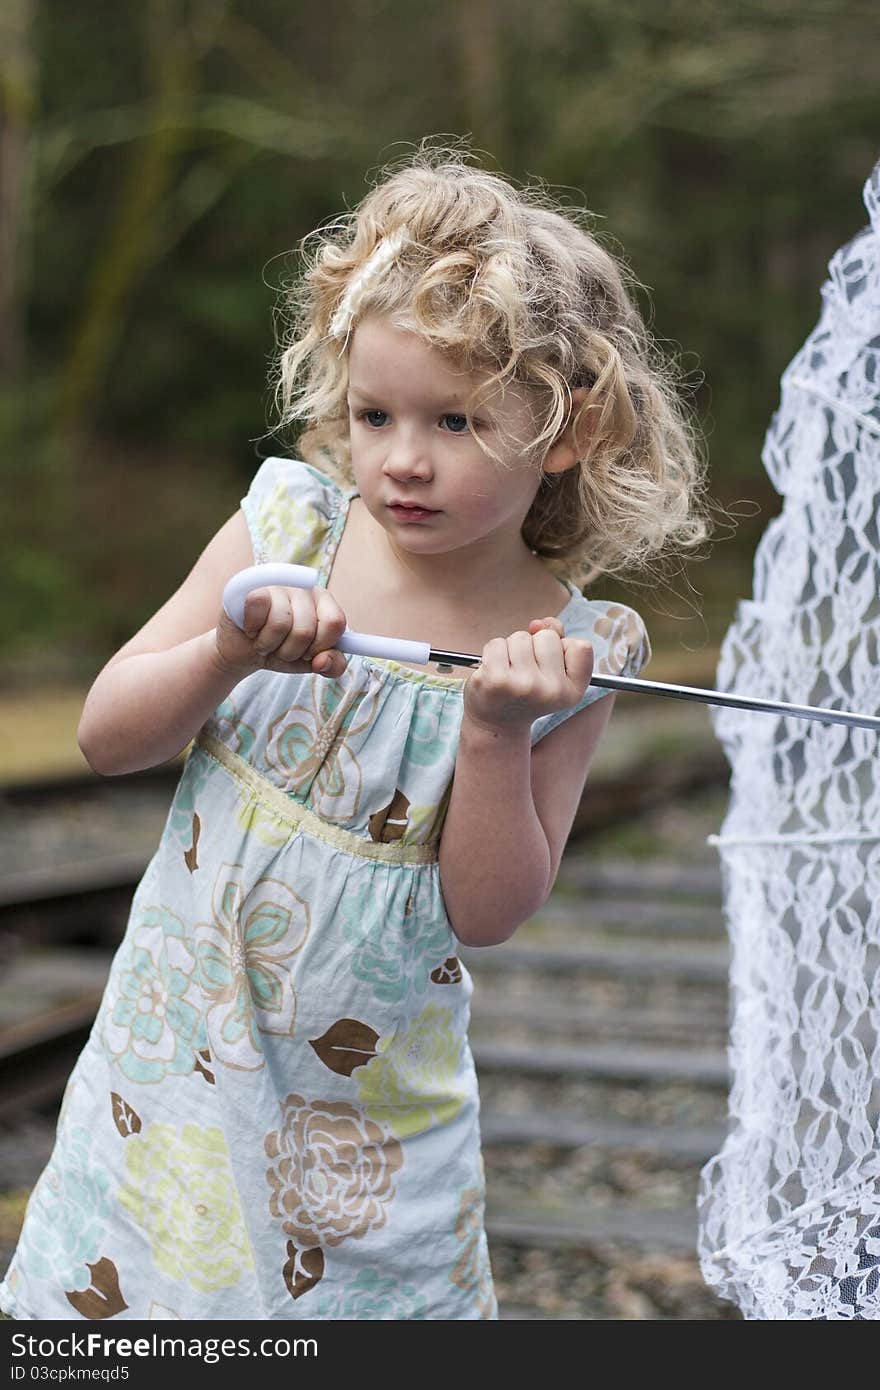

[77,510,347,776]
[439,619,613,948]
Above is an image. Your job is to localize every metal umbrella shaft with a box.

[220,569,880,733]
[428,648,880,733]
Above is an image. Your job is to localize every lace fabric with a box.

[698,159,880,1319]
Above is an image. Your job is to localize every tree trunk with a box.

[0,0,35,384]
[455,0,506,164]
[54,0,212,442]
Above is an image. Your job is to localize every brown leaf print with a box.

[194,1048,215,1085]
[283,1240,324,1300]
[368,788,410,843]
[431,957,463,985]
[110,1092,142,1138]
[183,812,201,873]
[593,604,626,635]
[309,1019,380,1076]
[65,1258,128,1319]
[265,1094,403,1249]
[593,606,651,677]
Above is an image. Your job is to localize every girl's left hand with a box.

[462,616,594,735]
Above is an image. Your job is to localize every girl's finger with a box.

[528,616,565,637]
[253,588,293,655]
[242,589,272,637]
[309,587,348,658]
[562,637,594,687]
[273,586,316,662]
[506,630,541,670]
[479,636,512,673]
[311,650,347,678]
[530,623,567,676]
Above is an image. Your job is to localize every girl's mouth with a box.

[388,505,439,522]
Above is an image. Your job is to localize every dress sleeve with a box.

[530,598,652,745]
[240,456,341,567]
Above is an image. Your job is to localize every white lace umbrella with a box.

[698,158,880,1319]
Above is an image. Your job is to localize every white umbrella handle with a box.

[221,563,432,666]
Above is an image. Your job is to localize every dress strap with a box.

[316,482,359,587]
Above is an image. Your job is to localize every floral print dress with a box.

[0,457,651,1321]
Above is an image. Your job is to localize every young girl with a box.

[1,145,708,1321]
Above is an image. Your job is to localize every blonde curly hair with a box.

[270,140,711,586]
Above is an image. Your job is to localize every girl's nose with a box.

[383,431,433,482]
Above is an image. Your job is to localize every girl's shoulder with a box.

[561,588,652,680]
[241,455,349,566]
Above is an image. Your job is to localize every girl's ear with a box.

[541,387,593,476]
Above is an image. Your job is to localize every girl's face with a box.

[346,315,544,565]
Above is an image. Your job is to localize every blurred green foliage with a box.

[2,0,879,677]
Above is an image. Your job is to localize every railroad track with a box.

[461,846,738,1319]
[0,704,740,1319]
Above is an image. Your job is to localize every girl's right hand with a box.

[214,585,349,678]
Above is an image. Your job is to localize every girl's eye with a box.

[355,409,477,433]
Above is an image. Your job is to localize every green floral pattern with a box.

[340,874,453,1005]
[118,1123,254,1292]
[103,905,206,1084]
[403,696,463,770]
[15,1125,111,1290]
[264,675,382,822]
[168,751,214,856]
[314,1268,429,1319]
[209,698,257,760]
[253,475,327,568]
[356,1004,467,1138]
[195,863,310,1071]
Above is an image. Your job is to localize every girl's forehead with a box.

[348,315,467,380]
[347,316,525,409]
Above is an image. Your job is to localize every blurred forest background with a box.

[2,0,880,695]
